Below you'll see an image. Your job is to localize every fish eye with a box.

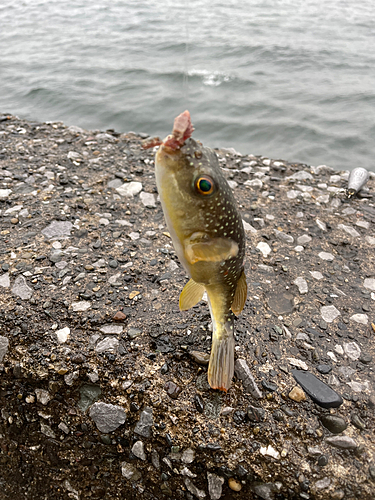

[194,175,215,196]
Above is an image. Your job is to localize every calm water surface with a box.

[1,0,375,171]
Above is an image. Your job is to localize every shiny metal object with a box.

[347,167,369,198]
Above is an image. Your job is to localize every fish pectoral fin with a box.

[179,279,205,311]
[231,269,247,316]
[184,237,239,264]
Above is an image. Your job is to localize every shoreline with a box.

[0,114,375,499]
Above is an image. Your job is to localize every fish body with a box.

[347,167,369,198]
[153,111,247,391]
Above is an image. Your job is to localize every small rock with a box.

[132,441,146,460]
[320,305,340,323]
[257,241,272,257]
[89,402,126,433]
[190,351,210,365]
[343,342,361,360]
[35,389,52,406]
[247,405,265,422]
[244,178,263,189]
[116,181,142,197]
[260,445,280,459]
[242,220,258,233]
[316,364,332,374]
[318,252,334,261]
[363,278,375,291]
[234,359,262,399]
[315,477,331,490]
[182,448,195,464]
[252,483,278,500]
[41,220,73,240]
[337,224,360,238]
[297,234,312,245]
[325,435,357,450]
[274,229,294,244]
[164,381,182,399]
[95,337,119,353]
[288,358,308,370]
[113,311,127,321]
[121,462,142,482]
[286,171,313,181]
[228,478,242,492]
[100,324,123,334]
[350,413,366,430]
[134,407,153,438]
[0,336,9,363]
[0,273,10,288]
[288,386,307,402]
[207,472,224,500]
[310,271,324,280]
[320,414,347,434]
[56,327,70,343]
[184,478,206,499]
[140,191,156,208]
[350,313,368,325]
[72,301,91,312]
[294,277,308,294]
[268,292,295,315]
[11,276,33,300]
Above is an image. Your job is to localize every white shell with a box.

[347,167,369,194]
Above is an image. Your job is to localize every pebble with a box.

[315,477,331,490]
[100,324,123,334]
[0,336,9,362]
[363,278,375,291]
[11,276,33,300]
[325,435,357,450]
[71,301,91,312]
[181,448,195,464]
[274,229,294,244]
[116,181,142,197]
[337,224,360,238]
[234,359,263,399]
[257,242,272,257]
[89,402,126,433]
[0,272,10,288]
[190,351,210,365]
[242,220,258,233]
[252,483,278,499]
[350,313,368,325]
[207,472,224,500]
[121,462,142,482]
[260,445,280,459]
[293,277,308,294]
[247,405,265,422]
[140,191,156,208]
[318,252,334,261]
[244,178,263,189]
[228,478,242,492]
[288,358,308,370]
[268,292,295,315]
[134,407,153,438]
[184,478,206,499]
[310,271,324,280]
[41,220,73,240]
[350,413,366,430]
[288,387,306,402]
[35,388,52,406]
[95,337,119,353]
[343,342,361,360]
[0,188,12,199]
[292,370,343,408]
[316,364,332,374]
[132,440,146,460]
[320,414,347,434]
[320,305,340,323]
[287,171,313,181]
[297,234,312,245]
[164,381,182,399]
[56,327,70,343]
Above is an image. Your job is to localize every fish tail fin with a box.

[207,321,235,392]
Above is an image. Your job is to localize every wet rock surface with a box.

[0,115,374,499]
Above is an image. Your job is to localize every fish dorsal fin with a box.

[184,234,239,265]
[179,279,205,311]
[231,269,247,316]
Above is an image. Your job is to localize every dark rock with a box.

[234,359,263,399]
[194,394,204,413]
[233,410,246,424]
[261,380,278,392]
[134,407,153,438]
[320,414,347,434]
[359,353,372,364]
[326,435,358,450]
[164,381,182,399]
[318,455,328,467]
[316,364,332,374]
[292,370,343,408]
[247,405,265,423]
[350,413,366,430]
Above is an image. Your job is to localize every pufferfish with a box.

[145,111,247,391]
